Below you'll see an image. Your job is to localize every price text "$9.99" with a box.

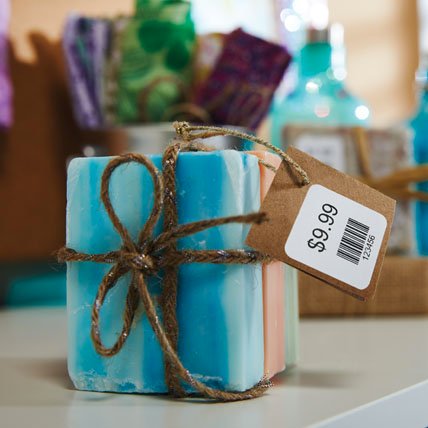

[307,203,338,253]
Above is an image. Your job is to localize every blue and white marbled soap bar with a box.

[67,151,264,393]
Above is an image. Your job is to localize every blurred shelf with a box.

[1,308,428,427]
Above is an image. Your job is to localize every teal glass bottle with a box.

[410,65,428,254]
[410,0,428,254]
[271,27,370,148]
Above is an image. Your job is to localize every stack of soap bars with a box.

[66,150,298,393]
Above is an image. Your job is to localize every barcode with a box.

[337,218,370,265]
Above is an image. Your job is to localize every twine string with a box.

[173,122,311,186]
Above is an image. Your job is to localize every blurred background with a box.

[0,0,424,309]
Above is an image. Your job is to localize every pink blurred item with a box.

[0,0,12,128]
[193,33,225,89]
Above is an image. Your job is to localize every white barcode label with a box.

[337,218,370,265]
[285,184,387,290]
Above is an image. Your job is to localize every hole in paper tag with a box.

[246,147,396,300]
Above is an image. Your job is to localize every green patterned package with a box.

[116,1,196,124]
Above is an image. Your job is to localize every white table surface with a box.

[1,308,428,428]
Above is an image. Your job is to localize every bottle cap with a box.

[306,26,330,43]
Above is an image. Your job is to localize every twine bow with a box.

[58,122,309,402]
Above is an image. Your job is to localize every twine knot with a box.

[173,121,191,140]
[58,122,309,402]
[121,251,156,274]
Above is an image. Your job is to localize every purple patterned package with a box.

[63,14,111,129]
[0,0,12,129]
[193,28,291,130]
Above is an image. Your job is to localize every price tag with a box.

[246,148,396,300]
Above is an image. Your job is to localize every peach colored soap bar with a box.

[249,151,286,377]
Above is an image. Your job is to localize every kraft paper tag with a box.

[246,147,396,301]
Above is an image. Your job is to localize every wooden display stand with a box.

[0,0,132,261]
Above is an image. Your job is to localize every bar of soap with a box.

[249,151,300,370]
[284,265,299,367]
[67,151,264,393]
[249,151,285,376]
[366,129,415,254]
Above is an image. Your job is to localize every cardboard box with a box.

[299,257,428,316]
